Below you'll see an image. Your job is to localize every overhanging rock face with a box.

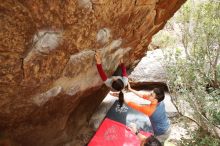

[0,0,186,145]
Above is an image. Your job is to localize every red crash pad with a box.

[89,118,152,146]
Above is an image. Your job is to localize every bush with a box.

[180,128,220,146]
[152,0,220,141]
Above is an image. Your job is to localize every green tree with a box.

[161,0,220,139]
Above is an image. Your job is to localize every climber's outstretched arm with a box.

[95,52,107,81]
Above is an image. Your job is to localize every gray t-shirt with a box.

[104,76,128,91]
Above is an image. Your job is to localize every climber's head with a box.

[112,78,124,91]
[151,88,165,103]
[144,135,162,146]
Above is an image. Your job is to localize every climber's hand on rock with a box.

[127,82,132,91]
[120,57,123,64]
[95,51,101,64]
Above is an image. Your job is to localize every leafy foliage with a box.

[180,128,220,146]
[152,0,220,142]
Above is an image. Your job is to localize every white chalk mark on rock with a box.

[109,39,122,49]
[24,30,63,62]
[33,86,62,106]
[66,85,81,96]
[33,30,62,53]
[97,28,111,45]
[78,0,92,10]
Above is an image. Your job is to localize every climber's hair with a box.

[144,135,162,146]
[112,79,124,91]
[153,88,165,103]
[118,91,124,108]
[112,79,124,108]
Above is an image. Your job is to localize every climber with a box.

[128,123,162,146]
[114,82,170,143]
[95,51,128,107]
